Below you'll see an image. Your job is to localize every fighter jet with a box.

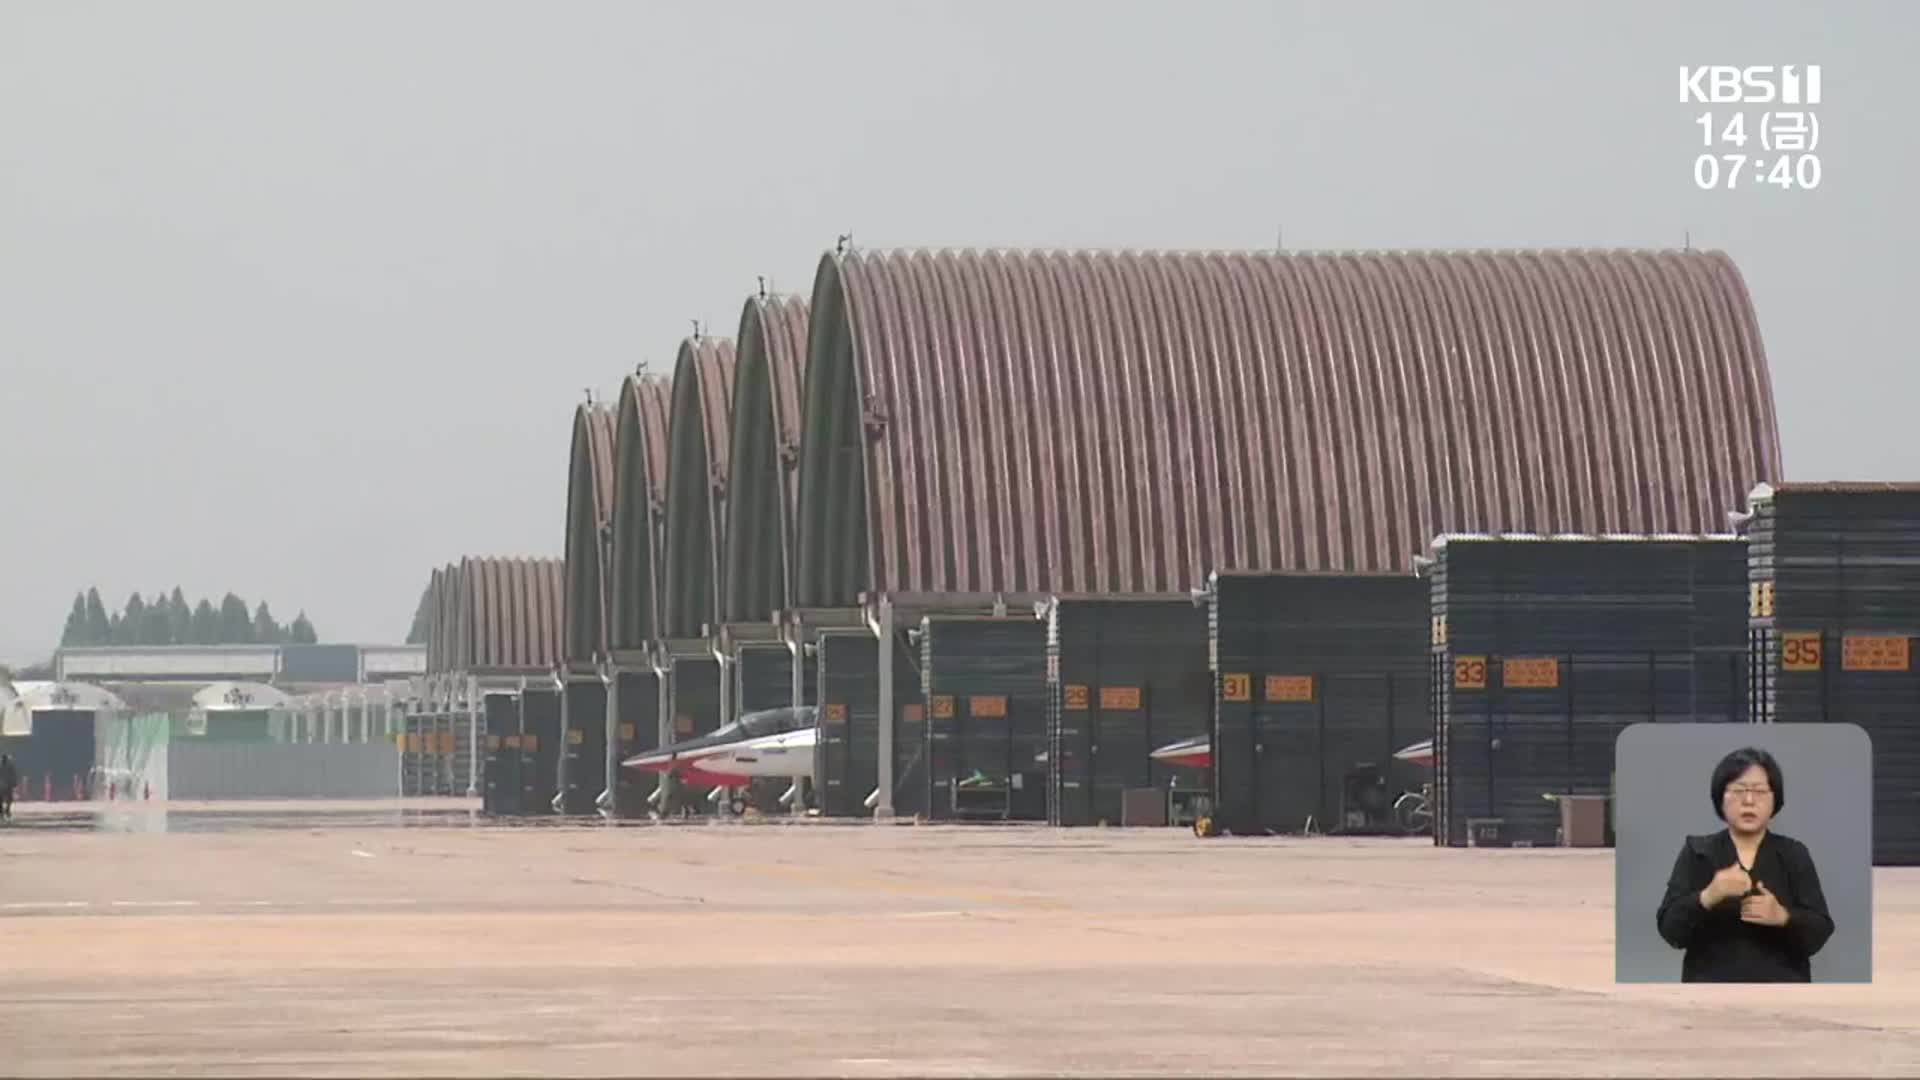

[1148,734,1434,771]
[621,705,819,788]
[1391,737,1434,767]
[1148,732,1210,771]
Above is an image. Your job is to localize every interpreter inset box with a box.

[1613,723,1872,983]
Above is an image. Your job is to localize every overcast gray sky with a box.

[1,1,1913,664]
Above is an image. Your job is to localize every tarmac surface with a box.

[2,798,1919,1077]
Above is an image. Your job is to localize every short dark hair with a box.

[1711,746,1785,819]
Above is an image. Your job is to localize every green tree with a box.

[84,588,110,644]
[218,594,253,644]
[191,599,219,645]
[252,602,283,645]
[168,588,192,644]
[119,593,147,645]
[144,590,172,644]
[60,593,88,647]
[288,611,318,645]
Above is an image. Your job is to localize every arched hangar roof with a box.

[720,294,810,624]
[661,336,738,639]
[426,565,453,673]
[563,402,618,666]
[425,557,564,675]
[794,247,1781,607]
[610,373,674,653]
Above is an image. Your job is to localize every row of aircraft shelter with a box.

[404,245,1920,865]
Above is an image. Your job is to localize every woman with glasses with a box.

[1655,746,1836,982]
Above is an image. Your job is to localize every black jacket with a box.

[1656,829,1836,982]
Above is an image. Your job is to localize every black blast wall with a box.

[921,618,1048,822]
[667,656,721,811]
[613,670,660,818]
[1210,574,1429,836]
[1,711,97,800]
[814,629,925,818]
[518,688,562,816]
[483,694,522,816]
[737,644,807,714]
[562,680,608,815]
[669,657,722,739]
[1747,487,1920,865]
[1047,598,1211,826]
[1431,537,1748,848]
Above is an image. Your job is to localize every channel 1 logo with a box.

[1679,65,1821,105]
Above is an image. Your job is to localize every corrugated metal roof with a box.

[720,294,810,623]
[563,403,618,665]
[662,336,738,638]
[427,564,457,674]
[422,557,564,675]
[794,247,1782,607]
[611,374,673,651]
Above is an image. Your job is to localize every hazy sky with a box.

[2,1,1913,664]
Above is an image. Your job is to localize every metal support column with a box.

[447,676,461,795]
[654,648,673,747]
[875,595,896,821]
[787,622,806,708]
[650,647,673,812]
[551,669,567,813]
[466,674,481,798]
[788,626,809,815]
[713,640,734,730]
[598,658,617,813]
[393,693,407,797]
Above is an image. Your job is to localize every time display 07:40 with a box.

[1695,152,1822,190]
[1692,110,1822,191]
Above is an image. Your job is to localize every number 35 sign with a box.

[1780,632,1823,672]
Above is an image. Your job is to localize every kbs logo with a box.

[1680,65,1821,104]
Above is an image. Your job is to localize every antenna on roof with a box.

[583,388,594,405]
[757,275,767,299]
[836,232,853,255]
[691,318,702,341]
[1684,230,1692,251]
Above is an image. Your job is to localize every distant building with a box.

[55,643,423,684]
[51,643,425,719]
